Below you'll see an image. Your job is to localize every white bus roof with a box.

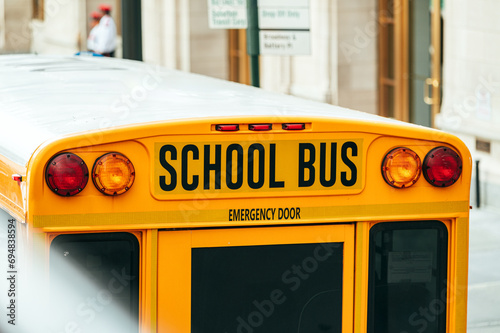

[0,54,405,165]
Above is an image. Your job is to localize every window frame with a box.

[367,220,448,333]
[49,232,140,332]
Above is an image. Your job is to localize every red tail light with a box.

[45,153,89,196]
[423,147,462,187]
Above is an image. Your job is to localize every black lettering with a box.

[341,141,358,186]
[226,144,244,190]
[204,145,221,190]
[269,143,285,188]
[181,145,199,191]
[296,207,301,219]
[234,209,241,221]
[159,145,177,191]
[298,143,315,187]
[320,142,337,187]
[248,143,265,189]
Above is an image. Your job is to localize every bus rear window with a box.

[191,242,343,333]
[368,221,448,333]
[50,232,139,333]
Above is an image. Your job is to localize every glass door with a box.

[378,0,443,127]
[409,0,442,127]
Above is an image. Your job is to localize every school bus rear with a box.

[0,55,470,333]
[24,115,470,333]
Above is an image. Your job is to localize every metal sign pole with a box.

[122,0,143,61]
[246,0,260,87]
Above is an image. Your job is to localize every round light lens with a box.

[423,146,462,187]
[92,153,135,195]
[382,147,421,188]
[46,153,89,196]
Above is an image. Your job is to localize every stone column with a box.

[0,0,5,50]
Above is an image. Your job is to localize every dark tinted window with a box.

[50,233,139,333]
[192,242,343,333]
[368,221,448,333]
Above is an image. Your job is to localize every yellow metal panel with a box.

[33,200,469,230]
[157,224,355,333]
[142,229,158,333]
[451,217,469,332]
[157,230,192,333]
[26,120,471,229]
[0,155,25,221]
[354,222,370,333]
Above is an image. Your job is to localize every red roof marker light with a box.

[282,123,305,130]
[249,124,272,131]
[11,174,22,182]
[216,124,239,131]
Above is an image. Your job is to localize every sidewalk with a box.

[468,207,500,332]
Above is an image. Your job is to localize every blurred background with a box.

[0,0,498,211]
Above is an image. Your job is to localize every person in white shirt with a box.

[93,4,117,57]
[87,11,102,54]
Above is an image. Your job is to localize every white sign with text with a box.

[258,0,308,6]
[258,7,309,29]
[208,0,248,29]
[259,30,310,55]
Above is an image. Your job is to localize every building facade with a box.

[438,0,500,209]
[0,0,31,54]
[1,0,499,208]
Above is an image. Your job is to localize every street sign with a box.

[258,0,308,6]
[207,0,248,29]
[258,8,309,29]
[259,30,310,55]
[257,0,310,55]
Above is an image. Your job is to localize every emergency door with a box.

[157,224,354,332]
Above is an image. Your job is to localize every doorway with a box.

[157,224,355,332]
[377,0,443,127]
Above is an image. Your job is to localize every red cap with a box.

[90,11,101,19]
[98,3,112,12]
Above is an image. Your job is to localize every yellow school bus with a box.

[0,55,470,333]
